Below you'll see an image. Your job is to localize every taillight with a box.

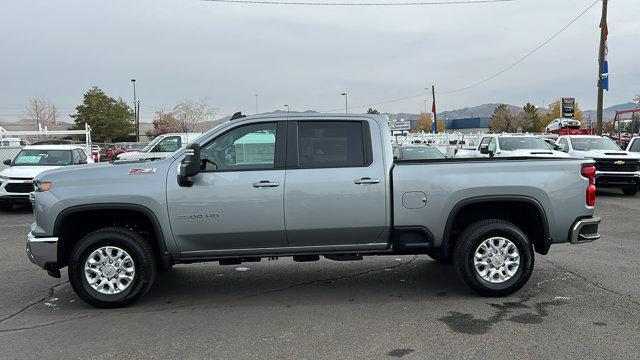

[581,165,596,207]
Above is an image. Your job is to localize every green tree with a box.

[626,115,640,134]
[71,86,134,142]
[522,102,543,132]
[366,108,380,114]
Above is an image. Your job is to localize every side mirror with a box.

[479,144,490,155]
[557,143,566,152]
[3,159,11,166]
[178,143,201,187]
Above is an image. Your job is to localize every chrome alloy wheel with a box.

[84,246,135,295]
[474,237,520,284]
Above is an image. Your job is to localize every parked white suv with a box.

[117,133,203,161]
[455,134,570,158]
[0,145,94,210]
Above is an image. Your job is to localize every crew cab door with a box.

[283,119,389,248]
[166,121,287,254]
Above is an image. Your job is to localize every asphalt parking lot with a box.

[1,190,639,359]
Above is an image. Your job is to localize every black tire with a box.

[68,227,156,308]
[622,187,638,196]
[0,204,13,212]
[453,219,534,297]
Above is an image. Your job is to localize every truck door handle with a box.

[354,177,381,185]
[253,180,280,188]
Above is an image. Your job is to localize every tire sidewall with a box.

[459,222,534,294]
[69,231,152,307]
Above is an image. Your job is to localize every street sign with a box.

[388,121,411,131]
[561,97,576,118]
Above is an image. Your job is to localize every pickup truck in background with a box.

[455,134,570,158]
[116,132,203,162]
[556,135,640,195]
[627,136,640,154]
[27,114,600,307]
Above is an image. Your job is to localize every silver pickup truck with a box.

[27,114,600,307]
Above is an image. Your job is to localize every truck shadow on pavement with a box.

[143,257,470,308]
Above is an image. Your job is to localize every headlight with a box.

[34,181,52,192]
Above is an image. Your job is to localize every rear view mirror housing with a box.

[178,143,201,187]
[479,144,494,157]
[2,159,11,166]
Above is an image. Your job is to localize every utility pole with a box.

[136,100,140,142]
[131,79,139,142]
[596,0,608,135]
[432,85,438,133]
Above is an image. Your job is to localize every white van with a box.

[117,133,203,161]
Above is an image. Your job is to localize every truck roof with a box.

[237,113,385,122]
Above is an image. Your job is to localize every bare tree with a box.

[24,97,58,128]
[171,98,213,132]
[147,110,182,137]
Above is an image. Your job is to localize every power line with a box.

[440,0,600,94]
[322,0,600,112]
[204,0,515,6]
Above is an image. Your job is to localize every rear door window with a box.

[297,121,368,168]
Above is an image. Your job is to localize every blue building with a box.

[445,117,490,134]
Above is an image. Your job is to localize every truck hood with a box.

[571,150,640,159]
[117,151,171,161]
[499,149,571,158]
[0,165,61,179]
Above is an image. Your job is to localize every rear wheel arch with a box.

[440,196,550,261]
[53,204,171,269]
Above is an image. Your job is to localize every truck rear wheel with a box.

[622,187,638,196]
[453,219,534,297]
[68,227,156,308]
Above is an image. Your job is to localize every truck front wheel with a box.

[68,227,157,308]
[453,219,534,297]
[622,187,638,196]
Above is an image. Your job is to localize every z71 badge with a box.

[128,168,157,175]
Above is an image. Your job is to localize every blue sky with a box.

[0,0,638,122]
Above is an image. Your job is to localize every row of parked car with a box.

[393,132,640,196]
[0,133,205,211]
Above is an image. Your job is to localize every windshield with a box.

[13,149,72,166]
[141,136,163,152]
[401,146,445,160]
[498,137,550,151]
[570,137,621,151]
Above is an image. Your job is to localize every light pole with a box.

[131,79,139,142]
[254,94,259,114]
[424,87,429,114]
[284,104,290,113]
[341,93,348,114]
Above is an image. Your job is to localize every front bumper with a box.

[595,171,640,188]
[569,217,601,244]
[26,231,58,269]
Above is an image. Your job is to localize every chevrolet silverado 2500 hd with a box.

[27,114,600,307]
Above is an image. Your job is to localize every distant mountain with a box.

[437,103,524,120]
[583,102,638,121]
